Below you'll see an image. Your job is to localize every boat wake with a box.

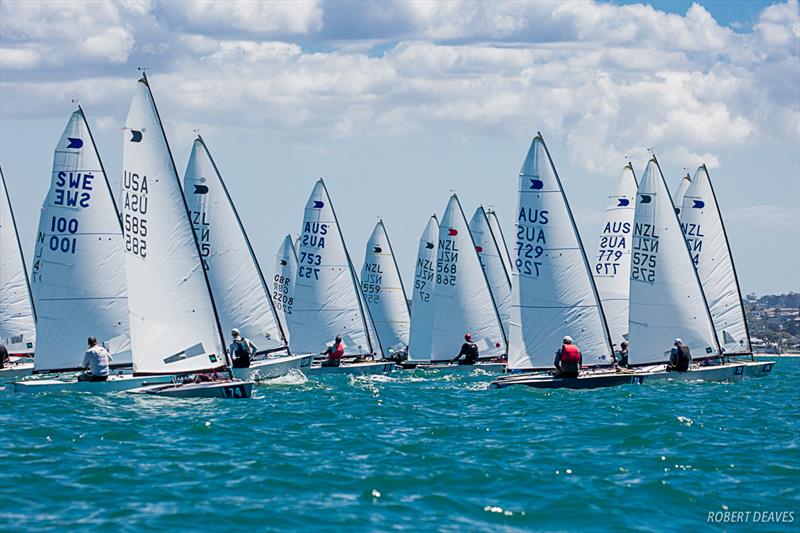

[261,369,308,386]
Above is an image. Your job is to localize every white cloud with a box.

[157,0,323,35]
[81,26,135,63]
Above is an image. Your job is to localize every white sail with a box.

[431,195,506,361]
[183,137,287,355]
[292,179,373,355]
[122,76,226,374]
[628,158,720,364]
[360,220,410,354]
[0,167,36,354]
[30,108,131,371]
[680,165,751,354]
[272,235,298,344]
[407,215,438,362]
[469,206,512,337]
[508,135,613,370]
[591,163,638,349]
[672,174,691,214]
[486,208,513,281]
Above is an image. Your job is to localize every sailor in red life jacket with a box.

[554,335,582,378]
[321,335,345,367]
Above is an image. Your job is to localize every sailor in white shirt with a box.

[79,336,113,381]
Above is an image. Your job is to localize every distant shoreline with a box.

[753,353,800,358]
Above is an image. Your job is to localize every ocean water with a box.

[1,358,798,532]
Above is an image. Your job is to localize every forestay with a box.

[628,158,720,364]
[591,163,638,349]
[272,235,297,344]
[407,216,438,362]
[469,206,512,337]
[508,135,613,370]
[292,179,373,355]
[672,174,691,215]
[680,165,751,354]
[0,167,36,353]
[183,137,287,355]
[360,220,410,354]
[31,108,131,372]
[431,195,506,361]
[122,76,226,374]
[486,208,513,280]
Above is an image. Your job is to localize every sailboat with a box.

[672,173,691,214]
[493,134,622,389]
[118,74,252,398]
[273,234,298,344]
[426,194,507,370]
[469,206,512,338]
[405,215,438,366]
[0,166,37,378]
[680,165,773,378]
[292,179,394,375]
[182,137,311,381]
[591,163,638,350]
[359,220,411,357]
[485,208,513,283]
[14,108,141,391]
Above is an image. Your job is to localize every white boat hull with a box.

[231,353,313,382]
[643,362,748,382]
[410,362,506,373]
[0,361,34,380]
[127,380,253,398]
[305,361,395,376]
[13,373,173,393]
[742,360,775,378]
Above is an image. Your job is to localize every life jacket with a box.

[560,343,581,363]
[232,340,251,368]
[328,343,344,360]
[675,344,691,371]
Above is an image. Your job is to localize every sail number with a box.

[272,274,294,315]
[414,257,434,303]
[122,171,148,258]
[515,207,548,278]
[595,221,630,276]
[631,222,658,283]
[436,238,459,286]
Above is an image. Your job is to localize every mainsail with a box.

[292,179,373,355]
[183,136,287,355]
[592,163,638,349]
[272,235,298,344]
[407,215,438,362]
[360,220,411,354]
[680,165,751,354]
[0,166,36,354]
[122,75,226,374]
[431,194,506,361]
[508,134,613,370]
[31,107,131,371]
[628,158,720,364]
[672,173,691,215]
[486,208,513,280]
[469,206,512,337]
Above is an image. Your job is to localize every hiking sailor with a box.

[452,333,479,365]
[230,328,257,369]
[78,336,112,381]
[614,341,629,369]
[321,335,345,367]
[554,335,582,378]
[667,338,692,372]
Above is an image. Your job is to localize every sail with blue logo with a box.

[680,165,751,355]
[628,158,720,364]
[672,173,691,215]
[407,215,439,362]
[469,206,512,337]
[31,108,131,372]
[591,163,638,350]
[273,235,298,344]
[508,134,613,370]
[0,167,36,355]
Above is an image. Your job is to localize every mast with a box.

[478,206,512,291]
[486,208,513,280]
[79,106,124,232]
[379,219,412,317]
[0,166,37,325]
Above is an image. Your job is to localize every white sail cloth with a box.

[122,76,226,374]
[292,179,374,356]
[591,163,638,349]
[680,165,751,354]
[431,195,506,361]
[486,209,513,281]
[672,174,691,215]
[360,220,410,354]
[183,137,287,354]
[469,206,512,337]
[508,135,613,370]
[31,108,131,371]
[407,216,438,362]
[628,158,720,365]
[272,235,298,344]
[0,167,36,354]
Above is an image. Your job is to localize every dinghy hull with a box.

[127,380,253,398]
[232,354,313,382]
[13,374,173,393]
[492,371,643,389]
[645,362,748,382]
[742,360,775,378]
[305,361,395,376]
[407,362,506,373]
[0,362,34,380]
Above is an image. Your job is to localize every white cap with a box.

[232,328,241,337]
[674,337,682,345]
[563,335,573,344]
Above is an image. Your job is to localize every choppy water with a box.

[1,358,798,531]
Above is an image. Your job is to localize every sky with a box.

[1,0,798,296]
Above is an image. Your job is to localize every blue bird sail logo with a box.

[617,198,630,207]
[66,137,83,149]
[373,246,382,253]
[313,201,324,209]
[529,178,544,190]
[639,194,652,204]
[692,200,705,208]
[193,184,209,194]
[130,130,143,142]
[425,241,434,249]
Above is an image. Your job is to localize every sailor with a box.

[0,342,8,369]
[230,328,257,369]
[321,335,345,367]
[554,336,582,378]
[667,338,692,372]
[78,336,112,381]
[452,333,479,365]
[616,341,629,368]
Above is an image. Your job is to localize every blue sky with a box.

[1,0,798,295]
